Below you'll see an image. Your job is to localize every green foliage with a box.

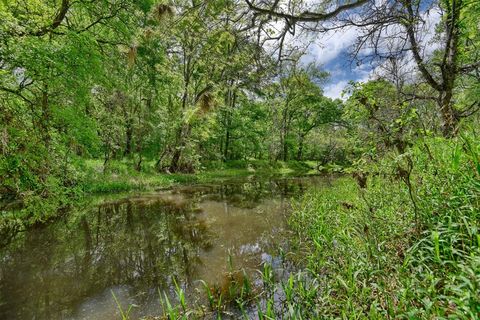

[0,0,340,216]
[1,0,479,318]
[254,129,479,318]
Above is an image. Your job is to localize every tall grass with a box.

[264,131,480,319]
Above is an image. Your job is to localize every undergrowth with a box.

[281,131,480,319]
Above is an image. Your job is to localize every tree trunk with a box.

[439,97,459,137]
[103,149,110,174]
[224,126,230,161]
[296,135,304,160]
[169,148,182,172]
[281,118,288,161]
[135,154,142,172]
[282,136,288,161]
[438,0,460,137]
[40,89,51,146]
[223,87,236,162]
[169,129,184,173]
[124,119,133,156]
[169,124,191,172]
[403,0,461,138]
[280,102,290,162]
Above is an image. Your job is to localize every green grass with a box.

[257,131,480,319]
[77,159,317,195]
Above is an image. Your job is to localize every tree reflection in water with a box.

[0,176,330,319]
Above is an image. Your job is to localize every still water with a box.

[0,175,331,319]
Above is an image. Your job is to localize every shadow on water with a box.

[0,175,334,319]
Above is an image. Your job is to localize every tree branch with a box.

[32,0,70,36]
[244,0,369,23]
[403,0,442,92]
[459,61,480,73]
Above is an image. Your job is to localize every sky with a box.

[300,6,441,100]
[260,13,370,100]
[304,26,370,100]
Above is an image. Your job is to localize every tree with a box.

[343,78,441,158]
[149,0,271,172]
[0,0,140,196]
[245,0,480,136]
[267,62,340,161]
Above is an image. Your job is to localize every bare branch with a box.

[459,61,480,73]
[244,0,369,23]
[403,0,442,91]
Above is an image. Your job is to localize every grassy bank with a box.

[0,159,317,240]
[262,133,480,318]
[77,159,317,194]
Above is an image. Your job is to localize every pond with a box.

[0,175,333,319]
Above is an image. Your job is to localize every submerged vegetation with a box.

[1,0,479,318]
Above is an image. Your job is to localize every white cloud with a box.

[327,64,347,79]
[324,80,349,100]
[324,69,372,100]
[352,63,371,79]
[295,2,443,98]
[309,26,360,65]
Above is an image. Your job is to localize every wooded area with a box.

[0,0,479,318]
[1,0,478,196]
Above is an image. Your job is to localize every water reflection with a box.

[0,176,331,319]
